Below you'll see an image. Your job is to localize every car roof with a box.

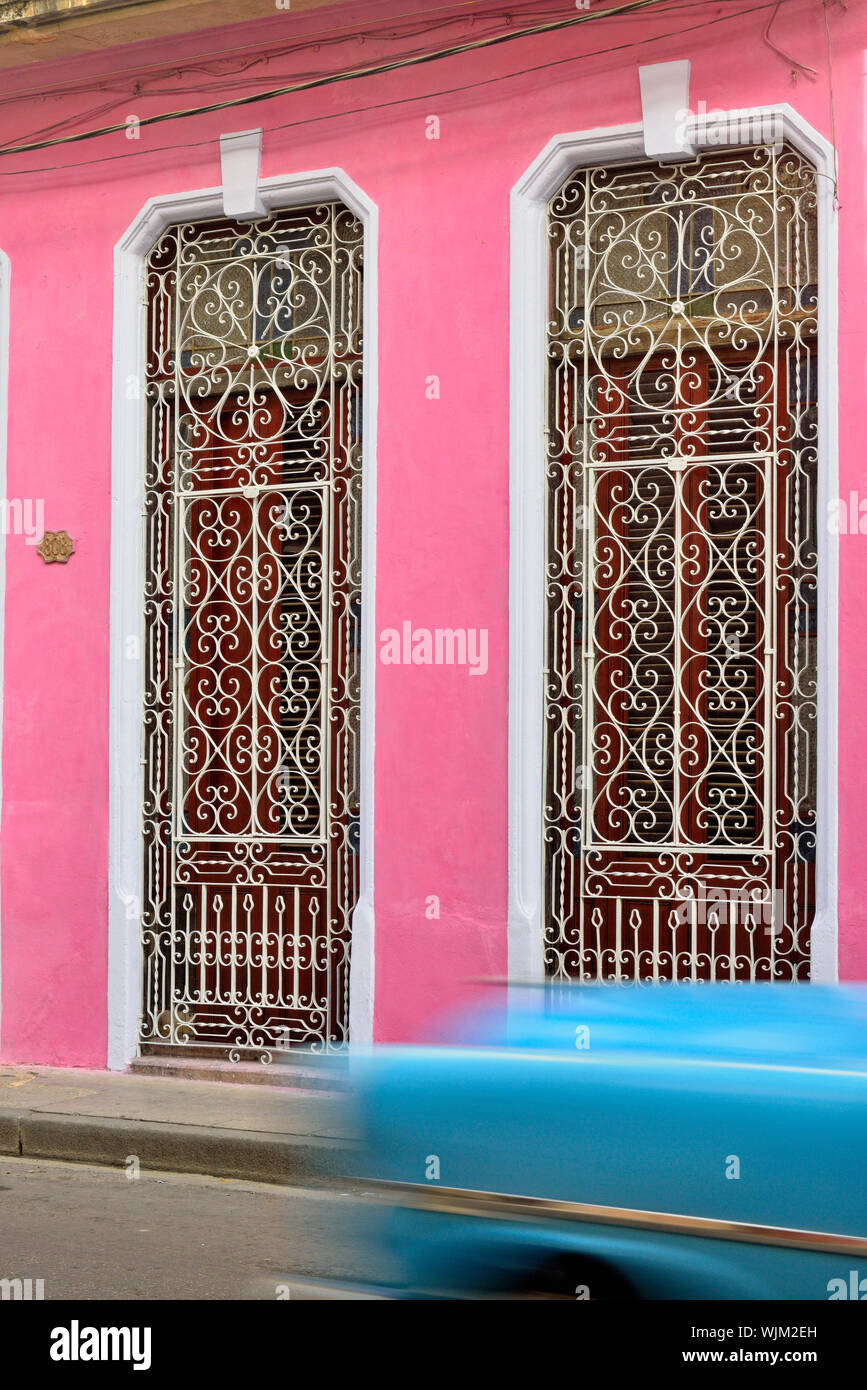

[449,983,867,1066]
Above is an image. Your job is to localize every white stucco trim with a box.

[220,129,265,219]
[509,106,839,986]
[108,167,378,1069]
[0,250,9,1041]
[639,60,693,159]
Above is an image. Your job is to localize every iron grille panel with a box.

[544,145,818,982]
[140,203,363,1057]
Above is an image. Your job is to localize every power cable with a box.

[0,0,801,176]
[0,0,740,157]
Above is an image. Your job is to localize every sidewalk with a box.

[0,1061,356,1185]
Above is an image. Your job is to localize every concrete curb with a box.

[0,1109,356,1185]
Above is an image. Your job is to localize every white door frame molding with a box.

[508,106,839,985]
[108,167,378,1068]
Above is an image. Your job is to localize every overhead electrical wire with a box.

[821,0,840,205]
[0,0,733,110]
[0,0,560,141]
[0,0,520,105]
[0,0,815,176]
[0,0,800,154]
[5,0,748,148]
[763,0,817,77]
[0,0,771,158]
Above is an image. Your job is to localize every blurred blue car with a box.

[335,984,867,1299]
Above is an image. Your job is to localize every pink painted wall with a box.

[0,0,862,1065]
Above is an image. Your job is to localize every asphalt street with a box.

[0,1156,389,1300]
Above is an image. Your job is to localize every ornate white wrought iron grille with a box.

[544,145,818,981]
[140,203,363,1056]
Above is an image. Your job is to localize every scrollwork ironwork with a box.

[545,145,818,982]
[141,203,362,1056]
